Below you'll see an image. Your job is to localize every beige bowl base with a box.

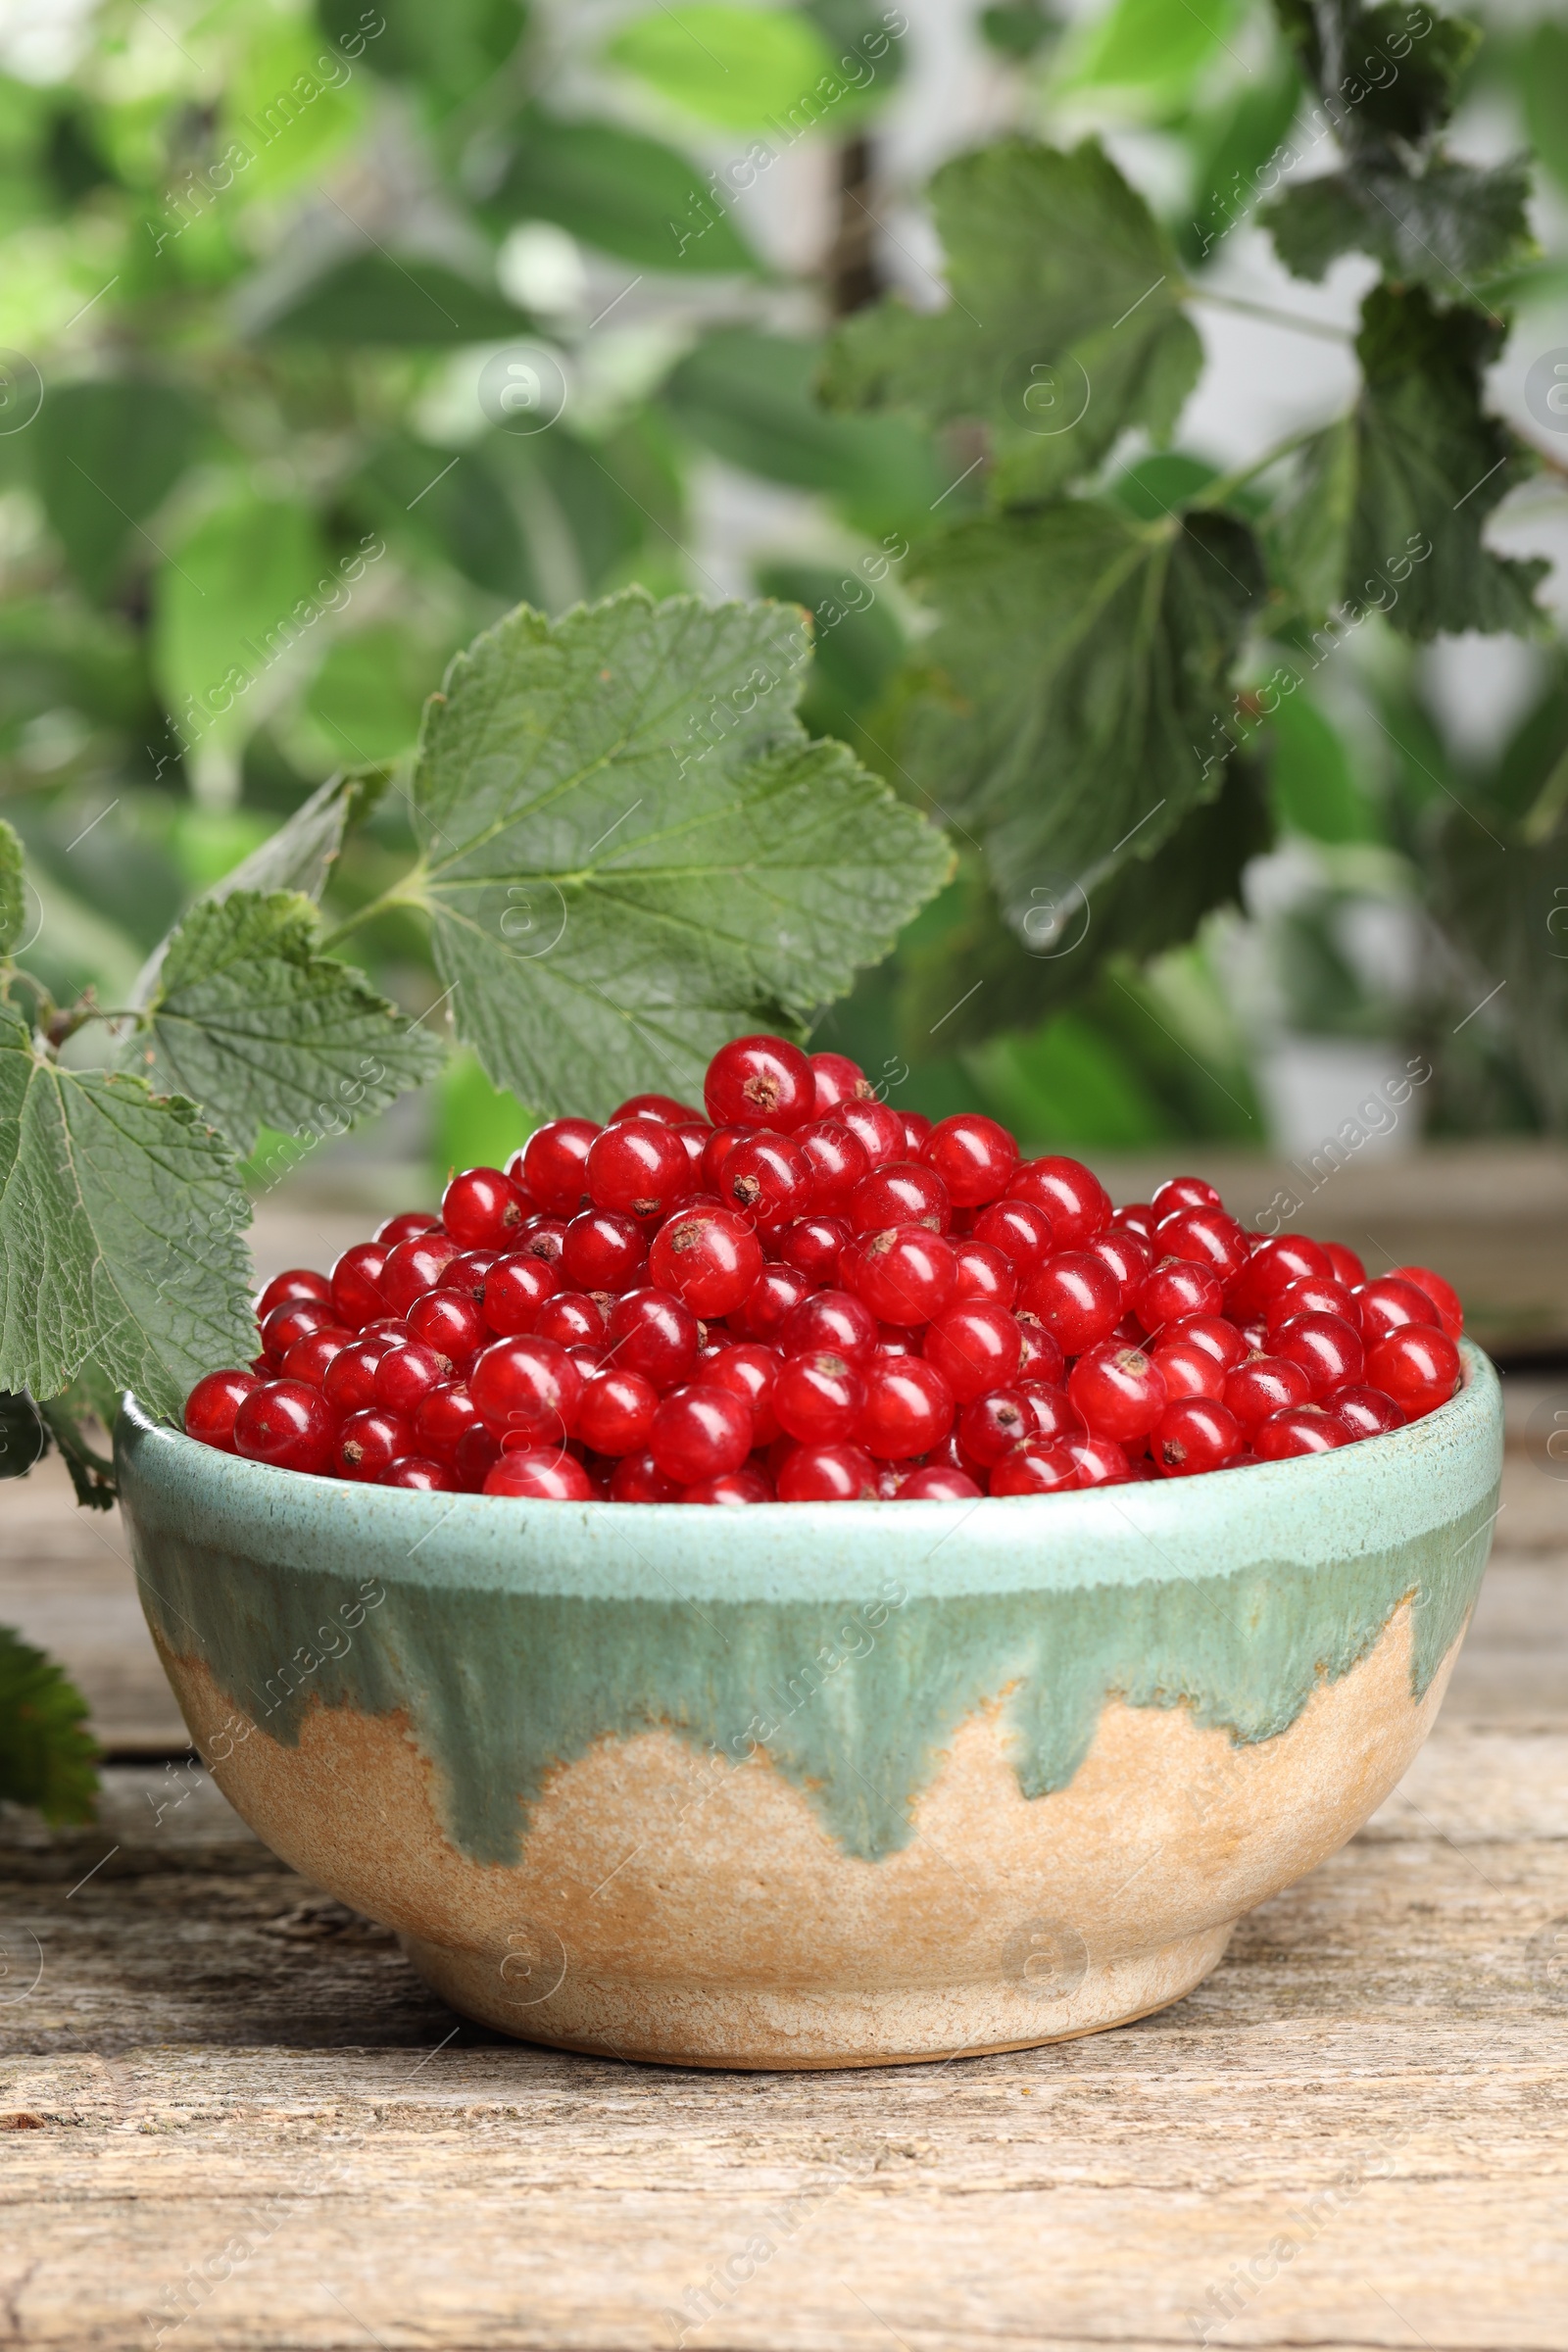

[397,1919,1237,2070]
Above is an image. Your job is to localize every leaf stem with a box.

[1192,423,1331,510]
[318,871,430,952]
[1184,286,1355,344]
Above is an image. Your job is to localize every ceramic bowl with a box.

[116,1343,1502,2071]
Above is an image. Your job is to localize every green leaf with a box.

[410,589,953,1115]
[483,114,760,274]
[1431,801,1568,1131]
[1271,0,1480,151]
[318,0,525,111]
[132,890,444,1157]
[151,493,327,778]
[0,1625,97,1824]
[1269,694,1376,843]
[1263,156,1535,292]
[0,997,255,1421]
[979,1,1057,60]
[32,380,202,601]
[1060,0,1245,102]
[753,558,906,741]
[604,5,837,130]
[356,439,531,601]
[261,254,535,344]
[663,330,940,525]
[306,626,443,764]
[1179,55,1303,266]
[0,815,21,956]
[892,502,1265,941]
[1520,22,1568,196]
[821,138,1201,503]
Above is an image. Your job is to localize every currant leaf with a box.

[131,890,443,1156]
[0,817,22,957]
[889,502,1265,945]
[1263,156,1534,293]
[410,590,953,1116]
[0,1624,97,1824]
[1270,0,1480,152]
[0,996,255,1421]
[819,137,1201,502]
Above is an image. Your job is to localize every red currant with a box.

[587,1119,692,1219]
[1264,1275,1356,1334]
[1365,1326,1460,1417]
[1354,1277,1441,1343]
[1152,1175,1222,1218]
[874,1327,919,1356]
[773,1350,864,1446]
[1019,1252,1122,1355]
[921,1113,1018,1207]
[648,1207,763,1316]
[1255,1404,1348,1459]
[1087,1228,1152,1308]
[605,1287,700,1388]
[779,1288,877,1360]
[257,1268,332,1318]
[901,1110,933,1153]
[184,1369,261,1451]
[1388,1264,1463,1341]
[234,1382,336,1477]
[1223,1355,1314,1436]
[1152,1397,1242,1477]
[702,1344,782,1445]
[808,1051,873,1114]
[990,1444,1077,1495]
[1133,1256,1223,1332]
[774,1215,849,1285]
[971,1199,1055,1269]
[922,1299,1022,1403]
[704,1034,814,1132]
[796,1120,870,1216]
[650,1384,753,1483]
[721,1133,813,1228]
[603,1449,677,1501]
[776,1443,879,1501]
[733,1263,812,1341]
[562,1208,647,1293]
[898,1463,982,1499]
[522,1118,600,1215]
[414,1382,483,1464]
[372,1340,448,1417]
[683,1467,774,1505]
[335,1407,411,1483]
[1152,1205,1250,1287]
[533,1292,608,1348]
[673,1122,710,1179]
[1014,1314,1066,1386]
[321,1335,394,1417]
[1328,1384,1405,1441]
[948,1240,1018,1309]
[485,1447,595,1500]
[517,1215,568,1266]
[610,1093,703,1124]
[1149,1331,1228,1402]
[836,1097,907,1169]
[375,1211,441,1248]
[576,1368,659,1454]
[849,1224,956,1326]
[1005,1156,1110,1250]
[1274,1311,1364,1399]
[850,1161,951,1236]
[470,1336,584,1443]
[1324,1241,1367,1289]
[482,1252,560,1337]
[1109,1202,1156,1243]
[1064,1434,1133,1488]
[958,1386,1035,1466]
[259,1298,335,1365]
[383,1456,460,1492]
[1173,1313,1247,1369]
[441,1166,527,1251]
[858,1356,953,1459]
[329,1243,390,1328]
[702,1125,747,1193]
[381,1233,462,1317]
[402,1291,484,1375]
[1067,1342,1167,1443]
[455,1422,501,1491]
[439,1250,496,1305]
[1231,1234,1333,1316]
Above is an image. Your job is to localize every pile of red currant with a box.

[183,1034,1466,1503]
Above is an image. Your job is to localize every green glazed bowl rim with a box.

[116,1343,1502,1605]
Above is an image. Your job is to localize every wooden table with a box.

[3,1388,1567,2347]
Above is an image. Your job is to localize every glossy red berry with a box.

[382,1456,460,1492]
[648,1206,763,1316]
[610,1093,703,1125]
[321,1335,394,1417]
[405,1289,486,1375]
[482,1251,561,1337]
[1110,1202,1156,1243]
[335,1407,411,1483]
[522,1119,600,1215]
[1329,1385,1405,1441]
[1274,1311,1365,1399]
[702,1344,782,1446]
[773,1350,864,1446]
[682,1467,774,1505]
[439,1250,496,1305]
[1173,1313,1248,1369]
[808,1051,873,1114]
[441,1166,527,1251]
[858,1356,953,1459]
[1087,1228,1152,1308]
[1013,1314,1067,1386]
[533,1292,608,1348]
[608,1449,683,1503]
[958,1387,1036,1466]
[1005,1155,1110,1250]
[1152,1205,1250,1287]
[1354,1277,1442,1343]
[1264,1275,1357,1334]
[1388,1264,1463,1341]
[1223,1354,1314,1436]
[1152,1397,1242,1478]
[972,1199,1055,1268]
[604,1287,700,1389]
[672,1123,710,1180]
[259,1298,335,1365]
[1064,1434,1133,1487]
[1365,1326,1461,1417]
[1254,1404,1348,1459]
[575,1368,659,1455]
[587,1119,692,1219]
[1324,1240,1368,1289]
[329,1242,390,1328]
[281,1325,354,1387]
[836,1097,906,1169]
[562,1208,647,1294]
[921,1112,1019,1207]
[1233,1234,1333,1315]
[1133,1256,1223,1332]
[184,1369,261,1451]
[381,1232,462,1317]
[922,1299,1022,1403]
[454,1422,501,1491]
[898,1463,982,1500]
[1152,1175,1222,1218]
[774,1216,849,1285]
[850,1160,951,1236]
[775,1443,879,1501]
[484,1447,595,1500]
[731,1263,810,1342]
[650,1384,753,1484]
[948,1240,1018,1309]
[900,1110,933,1153]
[704,1034,814,1132]
[779,1288,877,1361]
[516,1215,568,1266]
[849,1224,956,1326]
[257,1268,332,1318]
[232,1381,335,1475]
[990,1443,1078,1495]
[374,1211,441,1248]
[469,1336,584,1444]
[1149,1330,1228,1402]
[1068,1341,1167,1443]
[413,1382,483,1465]
[1019,1252,1122,1355]
[721,1133,813,1229]
[1019,1383,1084,1445]
[796,1120,870,1216]
[371,1340,447,1417]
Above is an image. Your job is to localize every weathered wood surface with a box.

[2,1352,1566,2344]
